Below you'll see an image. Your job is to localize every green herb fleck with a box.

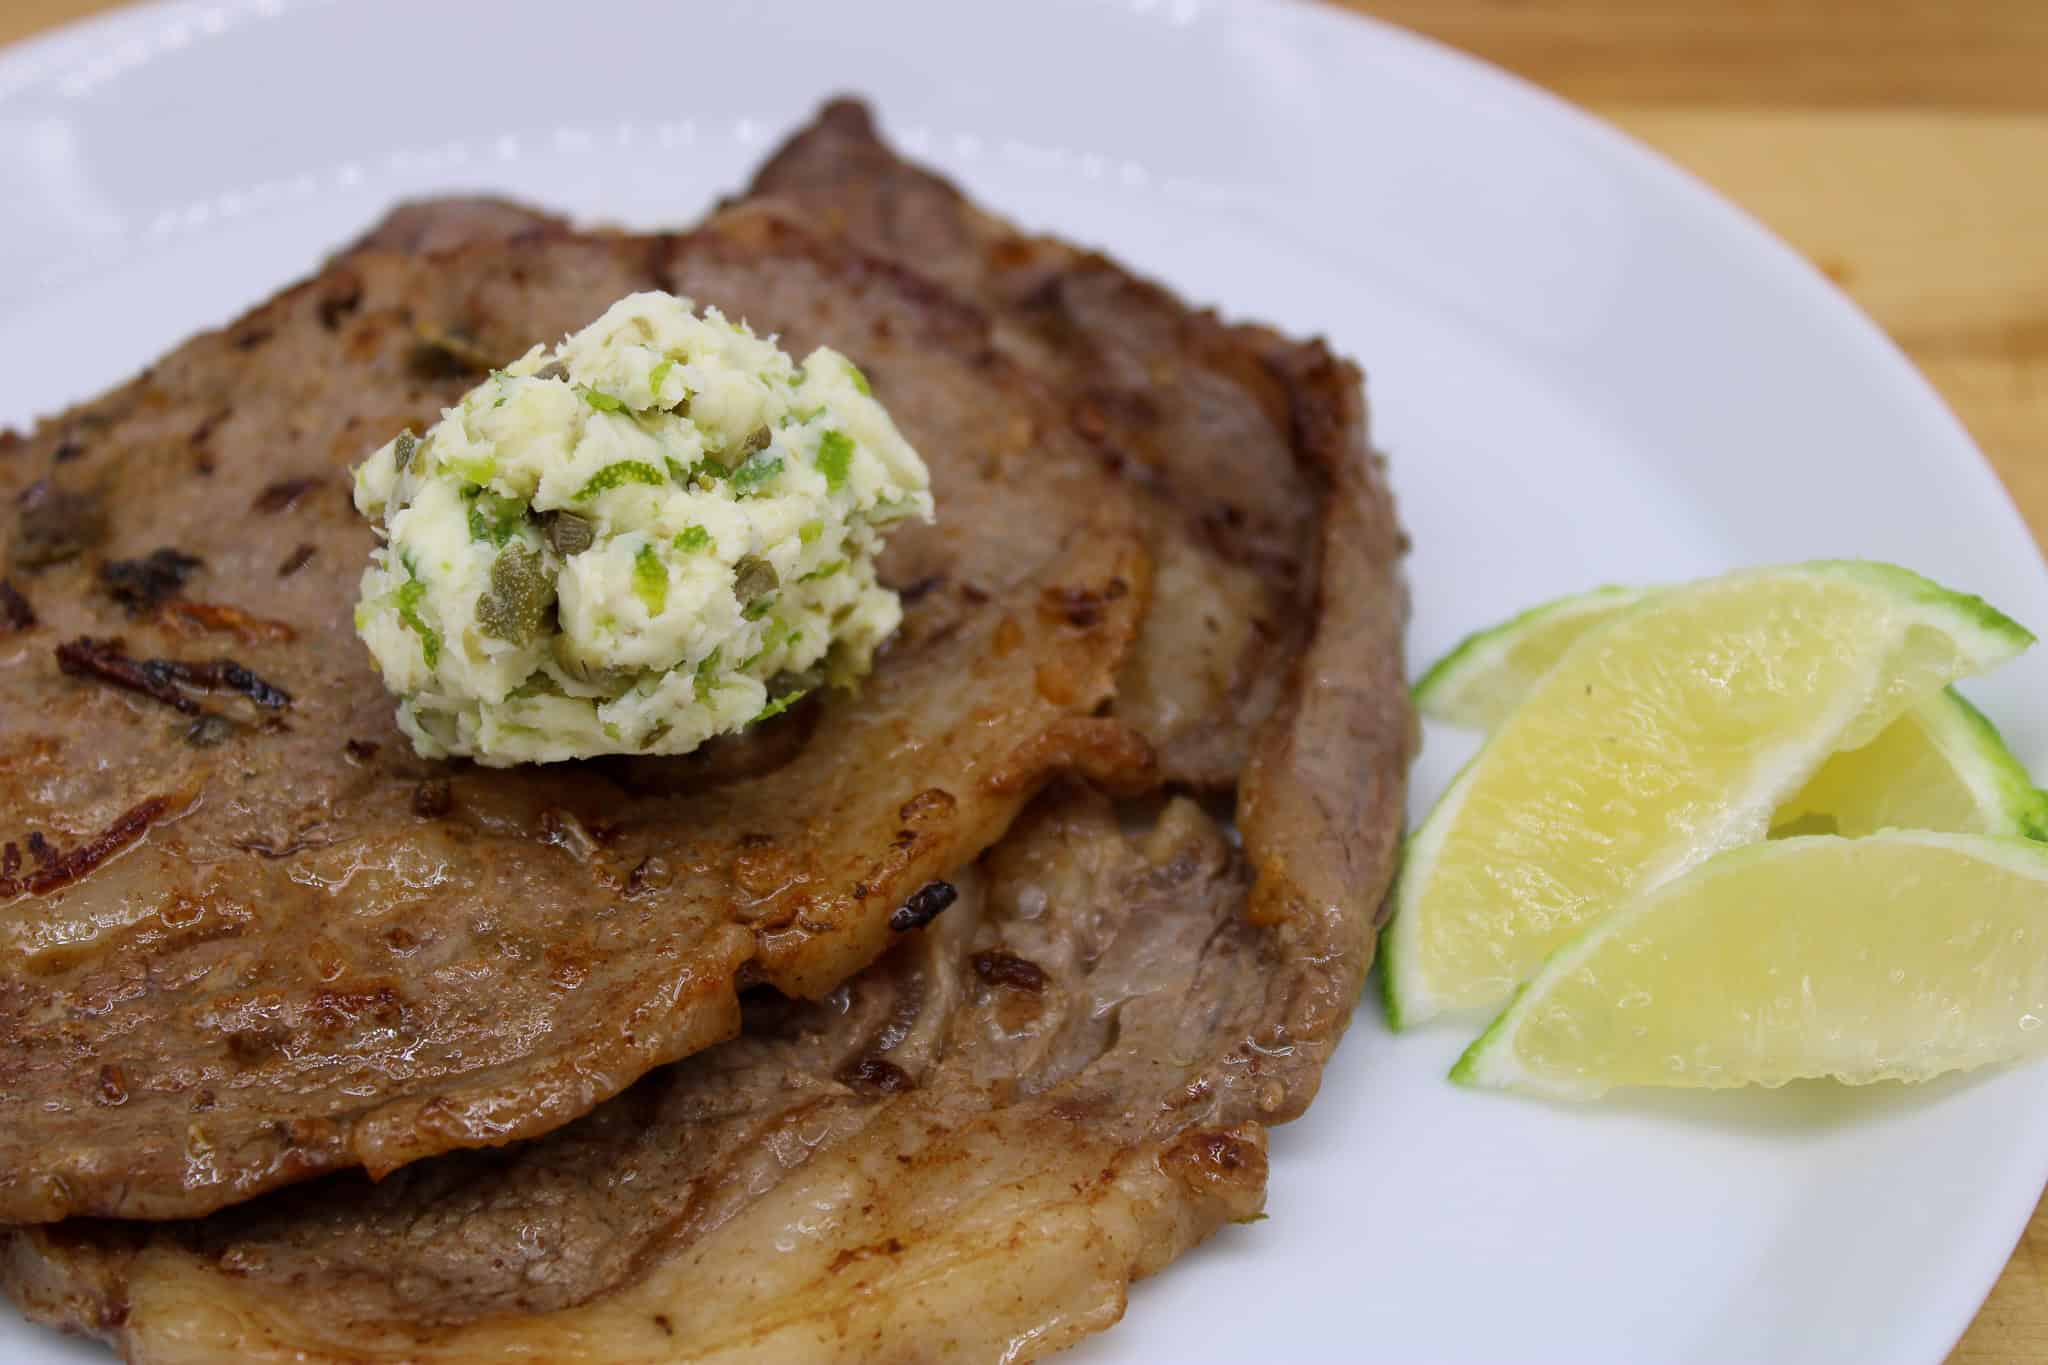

[693,647,724,702]
[816,430,853,491]
[743,594,776,621]
[729,452,784,498]
[602,721,622,741]
[647,358,674,406]
[798,519,823,545]
[395,577,441,669]
[674,525,712,553]
[846,361,871,396]
[573,461,666,500]
[754,689,808,724]
[632,542,668,617]
[801,560,846,582]
[466,490,528,547]
[579,385,628,413]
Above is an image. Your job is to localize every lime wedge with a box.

[1384,561,2032,1028]
[1414,585,1649,730]
[1451,831,2048,1097]
[1771,688,2048,840]
[1416,586,2048,841]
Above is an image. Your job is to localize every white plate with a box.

[4,2,2046,1362]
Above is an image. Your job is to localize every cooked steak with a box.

[0,203,1156,1224]
[0,100,1413,1361]
[748,99,1328,788]
[5,785,1364,1363]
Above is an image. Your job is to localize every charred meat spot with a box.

[957,580,991,605]
[411,778,453,819]
[277,543,317,578]
[0,843,16,878]
[889,880,957,932]
[252,475,326,514]
[317,279,363,331]
[12,480,107,569]
[187,407,230,451]
[343,738,380,763]
[0,795,172,900]
[1040,577,1129,630]
[56,637,292,716]
[230,326,273,351]
[837,1055,916,1095]
[898,788,957,824]
[96,1064,128,1106]
[225,1027,288,1065]
[1160,1125,1269,1205]
[896,573,945,605]
[0,579,35,631]
[652,1315,675,1338]
[102,548,204,614]
[971,950,1048,993]
[627,855,674,894]
[160,601,297,645]
[51,439,85,464]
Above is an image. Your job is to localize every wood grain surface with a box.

[2,1,2045,1359]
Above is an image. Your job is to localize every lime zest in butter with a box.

[632,543,668,617]
[574,461,668,501]
[816,430,853,492]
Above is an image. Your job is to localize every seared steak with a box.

[0,99,1412,1361]
[0,204,1156,1223]
[6,785,1364,1362]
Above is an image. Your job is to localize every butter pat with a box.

[351,292,932,765]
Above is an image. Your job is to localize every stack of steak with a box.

[0,99,1410,1362]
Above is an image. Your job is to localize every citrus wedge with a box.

[1413,584,1649,729]
[1415,586,2048,841]
[1769,688,2048,840]
[1384,561,2032,1028]
[1451,831,2048,1097]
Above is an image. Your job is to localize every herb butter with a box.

[352,292,933,765]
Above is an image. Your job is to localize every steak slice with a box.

[746,98,1329,788]
[5,785,1363,1363]
[0,204,1156,1224]
[747,97,1415,1116]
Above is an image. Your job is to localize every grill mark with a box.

[252,476,327,514]
[0,579,34,631]
[56,637,292,716]
[0,796,173,899]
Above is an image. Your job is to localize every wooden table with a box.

[2,1,2044,1358]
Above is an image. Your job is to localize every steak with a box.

[0,203,1157,1223]
[6,784,1377,1363]
[0,99,1413,1360]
